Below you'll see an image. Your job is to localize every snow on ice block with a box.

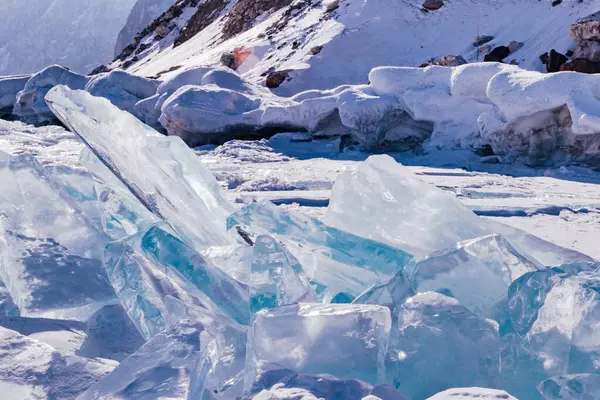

[388,292,501,399]
[538,374,600,400]
[487,68,600,135]
[13,65,88,124]
[407,234,539,320]
[0,154,115,320]
[46,86,235,250]
[80,321,212,400]
[228,201,412,299]
[247,303,391,387]
[426,387,518,400]
[507,262,600,375]
[159,84,263,144]
[0,74,30,116]
[85,69,159,113]
[0,326,116,399]
[250,235,316,313]
[324,155,592,267]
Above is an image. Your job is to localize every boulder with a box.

[430,55,467,67]
[560,58,600,74]
[573,39,600,62]
[220,52,237,69]
[473,35,494,47]
[570,11,600,41]
[484,46,510,62]
[266,71,289,88]
[508,41,523,53]
[422,0,444,11]
[546,49,568,73]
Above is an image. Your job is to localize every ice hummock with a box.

[45,86,235,250]
[228,201,412,299]
[388,292,502,399]
[506,262,600,377]
[250,235,316,313]
[324,155,592,267]
[246,303,391,388]
[0,153,116,320]
[406,234,539,320]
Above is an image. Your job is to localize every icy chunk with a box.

[324,155,489,258]
[79,304,145,361]
[85,70,159,113]
[102,238,248,395]
[388,292,501,399]
[538,374,600,400]
[0,154,115,320]
[250,235,316,313]
[324,155,592,266]
[46,86,235,249]
[407,234,539,320]
[0,74,30,117]
[0,326,116,399]
[0,279,18,317]
[80,321,212,400]
[104,238,230,340]
[352,269,415,315]
[507,263,600,375]
[228,201,412,299]
[140,224,250,324]
[14,65,88,124]
[426,387,518,400]
[247,303,391,387]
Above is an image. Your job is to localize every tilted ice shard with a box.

[102,235,248,396]
[45,86,235,250]
[0,326,117,399]
[538,374,600,400]
[388,292,502,399]
[425,387,518,400]
[228,201,412,298]
[0,154,115,320]
[80,320,214,400]
[507,262,600,375]
[140,224,250,324]
[352,269,415,316]
[246,303,391,388]
[0,279,18,317]
[250,235,316,313]
[324,155,592,266]
[406,234,539,320]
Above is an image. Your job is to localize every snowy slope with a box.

[0,0,137,75]
[109,0,597,95]
[115,0,176,56]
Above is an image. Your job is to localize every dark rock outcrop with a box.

[484,46,510,62]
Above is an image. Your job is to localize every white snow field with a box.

[0,0,137,75]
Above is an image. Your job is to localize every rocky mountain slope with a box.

[104,0,598,95]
